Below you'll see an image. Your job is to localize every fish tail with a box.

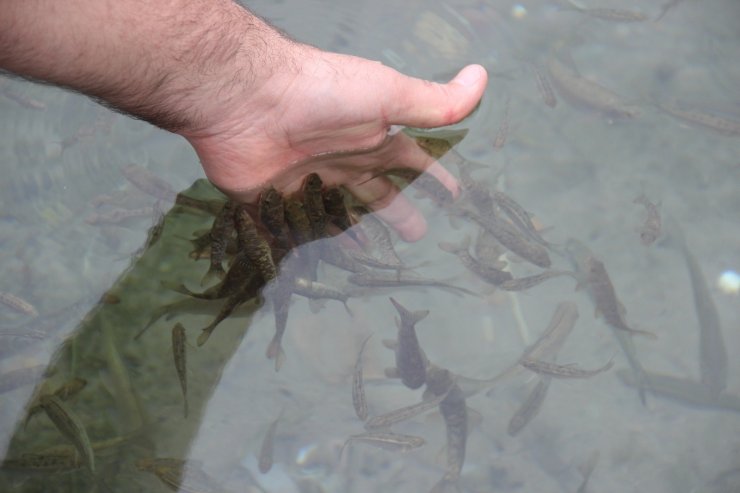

[134,307,168,340]
[629,327,658,340]
[196,326,215,347]
[266,336,286,371]
[343,301,354,317]
[200,264,225,286]
[438,241,459,253]
[160,280,193,296]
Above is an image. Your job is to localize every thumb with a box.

[385,64,488,128]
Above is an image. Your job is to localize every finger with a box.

[382,64,488,128]
[345,175,427,242]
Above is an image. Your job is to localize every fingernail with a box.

[454,65,485,87]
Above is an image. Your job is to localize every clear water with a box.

[1,0,739,492]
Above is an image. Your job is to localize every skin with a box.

[0,0,488,241]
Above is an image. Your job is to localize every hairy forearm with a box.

[0,0,297,132]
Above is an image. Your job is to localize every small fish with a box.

[291,277,352,313]
[491,190,551,247]
[547,56,640,119]
[531,63,558,108]
[173,194,225,216]
[364,389,451,431]
[121,163,177,202]
[136,458,232,493]
[303,173,329,239]
[355,209,404,267]
[201,201,237,286]
[438,236,513,286]
[633,194,661,245]
[667,219,727,394]
[266,276,292,371]
[258,411,283,473]
[342,432,425,453]
[656,101,740,137]
[390,298,429,390]
[352,334,373,421]
[39,394,95,472]
[498,270,576,292]
[172,254,257,301]
[26,378,87,426]
[462,182,495,216]
[0,291,39,317]
[284,199,314,245]
[565,239,652,404]
[473,229,506,267]
[348,271,478,297]
[385,168,454,205]
[410,128,468,159]
[561,2,648,22]
[616,369,740,413]
[492,96,511,149]
[428,367,468,480]
[0,87,47,110]
[521,357,614,379]
[171,323,188,418]
[284,199,319,279]
[322,187,356,237]
[318,241,369,273]
[197,274,264,346]
[85,206,155,225]
[259,186,290,250]
[582,256,656,339]
[455,207,551,268]
[507,376,552,436]
[476,301,579,398]
[1,452,81,472]
[235,205,277,283]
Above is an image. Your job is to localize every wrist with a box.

[169,8,306,137]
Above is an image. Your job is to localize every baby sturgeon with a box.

[352,334,373,421]
[634,194,661,246]
[39,394,95,473]
[521,358,614,379]
[507,377,552,437]
[565,239,652,404]
[547,56,640,119]
[258,411,283,474]
[389,298,429,390]
[171,323,188,418]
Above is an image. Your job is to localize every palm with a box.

[186,50,487,241]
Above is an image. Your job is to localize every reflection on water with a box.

[2,0,740,492]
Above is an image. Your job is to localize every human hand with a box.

[181,44,487,242]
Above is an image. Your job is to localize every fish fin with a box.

[384,367,399,378]
[200,265,225,287]
[411,310,431,324]
[342,301,354,317]
[466,406,483,433]
[382,339,398,350]
[134,307,168,340]
[266,337,286,371]
[438,241,460,254]
[629,327,658,340]
[308,298,326,314]
[196,328,213,347]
